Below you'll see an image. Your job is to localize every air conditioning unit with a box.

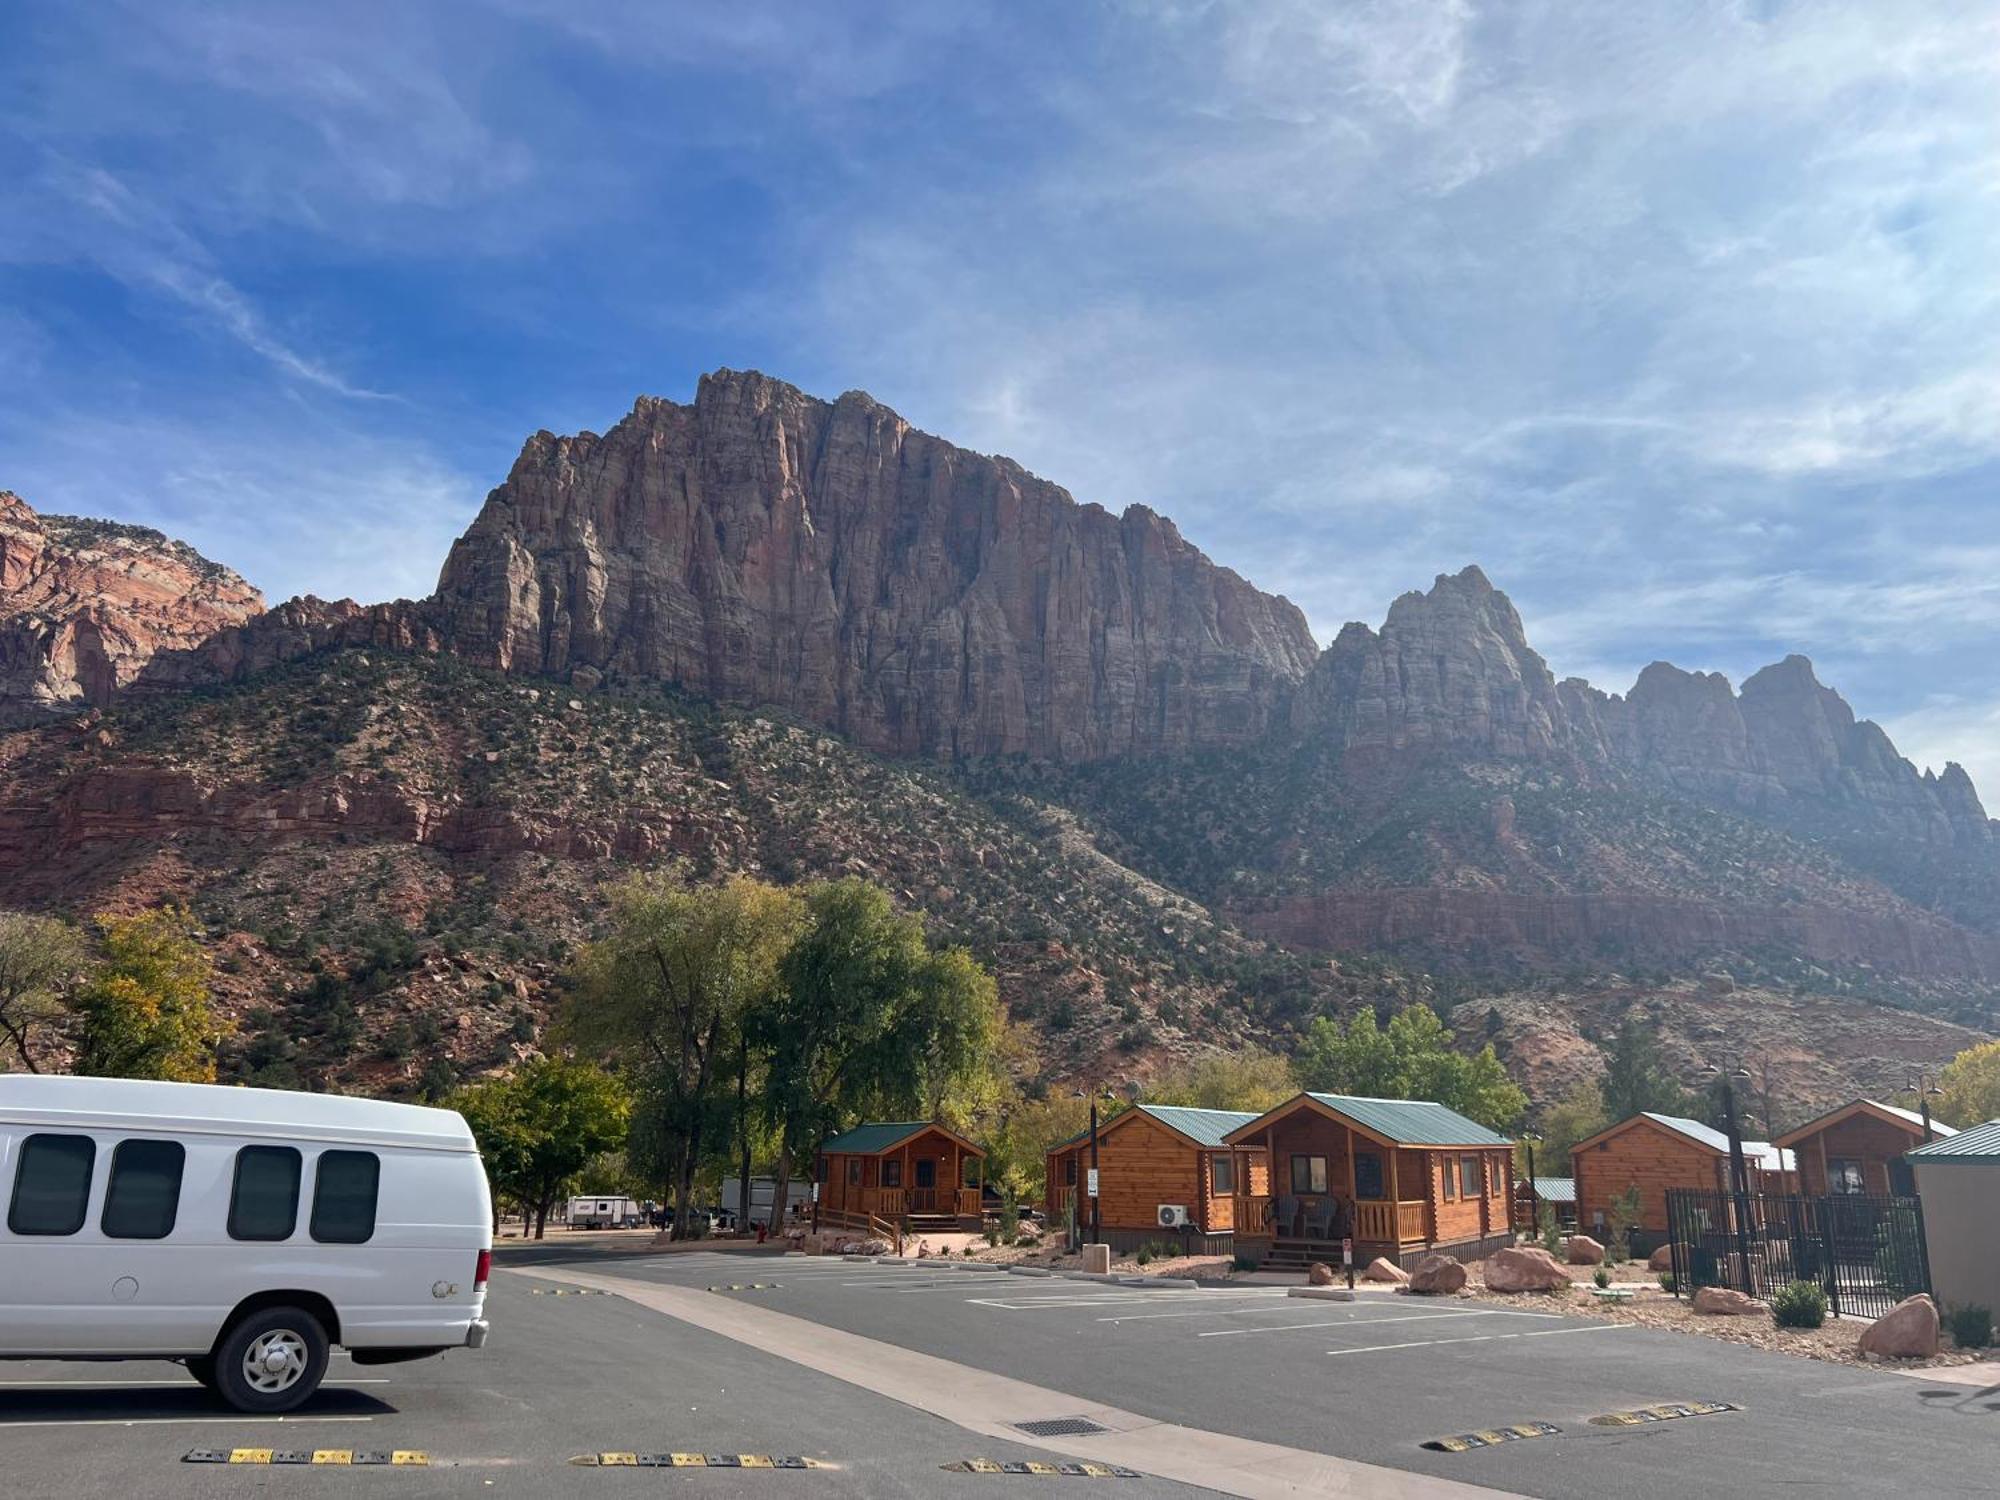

[1157,1204,1191,1228]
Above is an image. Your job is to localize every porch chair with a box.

[1300,1197,1335,1242]
[1273,1195,1300,1239]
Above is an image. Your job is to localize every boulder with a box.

[1484,1246,1574,1293]
[852,1236,893,1257]
[1014,1220,1043,1242]
[1362,1257,1411,1285]
[1407,1254,1467,1295]
[1565,1235,1605,1266]
[1692,1286,1761,1316]
[1308,1262,1337,1286]
[1647,1244,1683,1272]
[1858,1294,1940,1359]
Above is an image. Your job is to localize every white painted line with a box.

[0,1415,376,1430]
[1198,1308,1567,1339]
[1326,1324,1634,1357]
[1098,1299,1345,1324]
[0,1378,390,1388]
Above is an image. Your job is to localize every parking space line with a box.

[1198,1308,1568,1339]
[1326,1324,1634,1357]
[0,1379,390,1388]
[0,1415,376,1430]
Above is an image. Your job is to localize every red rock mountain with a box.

[0,492,263,723]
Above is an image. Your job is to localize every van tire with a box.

[211,1306,329,1413]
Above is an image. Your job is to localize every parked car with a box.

[0,1075,492,1413]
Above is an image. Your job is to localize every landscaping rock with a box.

[1858,1294,1940,1359]
[1485,1246,1574,1292]
[1014,1220,1043,1242]
[852,1237,892,1257]
[1408,1254,1467,1295]
[1565,1235,1605,1265]
[1692,1286,1761,1316]
[1308,1262,1337,1286]
[1362,1257,1410,1284]
[1647,1244,1682,1272]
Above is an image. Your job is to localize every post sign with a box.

[1086,1169,1100,1198]
[1341,1236,1353,1266]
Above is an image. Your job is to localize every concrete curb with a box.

[1133,1277,1197,1290]
[1288,1286,1358,1301]
[1008,1265,1054,1278]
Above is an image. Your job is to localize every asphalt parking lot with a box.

[0,1266,1209,1499]
[536,1247,2000,1500]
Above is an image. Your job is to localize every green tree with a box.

[568,875,804,1239]
[1935,1040,2000,1129]
[70,907,229,1082]
[753,879,1002,1229]
[0,911,87,1072]
[981,1093,1093,1206]
[1534,1081,1610,1176]
[452,1056,628,1238]
[1144,1047,1295,1112]
[1599,1015,1691,1121]
[1291,1002,1527,1132]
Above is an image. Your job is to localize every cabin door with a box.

[913,1157,937,1212]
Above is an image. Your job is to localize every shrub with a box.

[1593,1266,1611,1289]
[1947,1304,1993,1351]
[1658,1271,1676,1294]
[1134,1246,1152,1266]
[1771,1280,1828,1329]
[1233,1252,1261,1273]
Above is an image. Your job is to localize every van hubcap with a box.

[243,1330,308,1393]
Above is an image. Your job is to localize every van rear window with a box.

[311,1150,380,1244]
[229,1146,302,1241]
[102,1139,186,1239]
[8,1134,95,1236]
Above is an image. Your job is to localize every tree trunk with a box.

[736,1040,752,1229]
[534,1197,548,1240]
[770,1146,792,1239]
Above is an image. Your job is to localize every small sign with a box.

[810,1182,820,1203]
[1341,1236,1353,1265]
[1086,1168,1100,1198]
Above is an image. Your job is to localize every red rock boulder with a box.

[1408,1254,1467,1295]
[1484,1246,1574,1292]
[1859,1294,1940,1359]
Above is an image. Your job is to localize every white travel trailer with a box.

[565,1194,643,1229]
[0,1075,491,1412]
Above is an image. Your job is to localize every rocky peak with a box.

[0,490,264,723]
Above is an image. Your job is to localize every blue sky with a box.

[4,2,1998,791]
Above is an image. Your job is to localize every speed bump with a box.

[1589,1400,1738,1427]
[706,1282,779,1293]
[1421,1423,1560,1453]
[568,1453,830,1468]
[940,1459,1142,1478]
[185,1450,428,1466]
[529,1287,613,1296]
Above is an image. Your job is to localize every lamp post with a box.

[1703,1062,1757,1293]
[1072,1086,1114,1247]
[1904,1071,1942,1143]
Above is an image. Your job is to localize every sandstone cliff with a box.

[0,492,264,722]
[428,370,1319,759]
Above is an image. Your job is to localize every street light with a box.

[1070,1085,1116,1247]
[1904,1071,1943,1143]
[1702,1062,1757,1292]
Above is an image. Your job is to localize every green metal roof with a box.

[1531,1176,1575,1203]
[820,1121,934,1155]
[1905,1119,2000,1162]
[1046,1104,1258,1154]
[1304,1093,1513,1147]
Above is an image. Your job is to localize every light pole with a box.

[1703,1062,1757,1292]
[1904,1071,1942,1143]
[1071,1085,1114,1247]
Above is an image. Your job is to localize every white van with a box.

[0,1075,491,1413]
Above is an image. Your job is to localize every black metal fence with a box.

[1665,1188,1930,1321]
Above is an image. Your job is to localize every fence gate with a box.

[1665,1188,1929,1321]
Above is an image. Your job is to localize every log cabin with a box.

[816,1120,985,1237]
[1570,1112,1797,1255]
[1043,1104,1270,1254]
[1224,1093,1517,1270]
[1772,1099,1954,1197]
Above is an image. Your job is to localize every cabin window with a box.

[847,1158,861,1186]
[1211,1154,1235,1196]
[8,1133,95,1236]
[1064,1157,1077,1186]
[1441,1158,1456,1200]
[1828,1158,1865,1195]
[882,1160,902,1188]
[102,1139,185,1240]
[311,1150,380,1244]
[1461,1156,1482,1198]
[229,1145,302,1241]
[1353,1151,1384,1200]
[1289,1154,1328,1195]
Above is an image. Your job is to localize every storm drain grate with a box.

[1013,1417,1109,1439]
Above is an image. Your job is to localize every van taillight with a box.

[474,1250,491,1289]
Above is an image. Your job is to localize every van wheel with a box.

[185,1355,219,1391]
[211,1307,329,1413]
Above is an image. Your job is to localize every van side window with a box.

[311,1150,380,1244]
[102,1139,186,1240]
[7,1133,96,1236]
[229,1145,302,1241]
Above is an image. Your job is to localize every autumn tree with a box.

[0,911,87,1072]
[452,1056,628,1238]
[1530,1081,1610,1175]
[1144,1047,1295,1113]
[70,907,229,1082]
[568,875,804,1238]
[1935,1040,2000,1129]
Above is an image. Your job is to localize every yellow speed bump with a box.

[1422,1422,1560,1453]
[941,1458,1143,1477]
[1589,1401,1738,1428]
[568,1453,831,1469]
[187,1449,430,1467]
